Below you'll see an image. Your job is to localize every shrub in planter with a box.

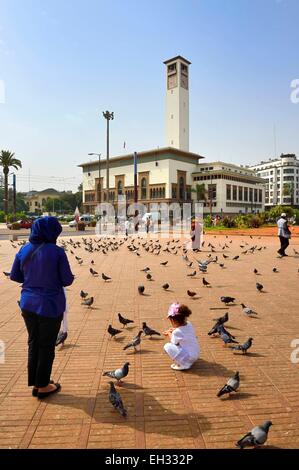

[77,221,85,231]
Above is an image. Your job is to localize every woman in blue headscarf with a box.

[10,217,74,398]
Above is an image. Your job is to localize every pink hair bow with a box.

[167,303,181,317]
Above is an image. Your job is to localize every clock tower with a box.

[164,55,191,152]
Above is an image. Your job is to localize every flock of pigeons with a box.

[4,232,297,448]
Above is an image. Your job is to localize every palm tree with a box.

[191,183,207,202]
[0,150,22,216]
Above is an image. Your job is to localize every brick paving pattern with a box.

[0,232,299,449]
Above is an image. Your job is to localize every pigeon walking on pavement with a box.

[142,322,161,338]
[236,421,272,449]
[217,371,240,397]
[118,313,134,328]
[108,382,127,417]
[103,362,130,386]
[229,337,253,354]
[108,324,123,339]
[123,331,143,352]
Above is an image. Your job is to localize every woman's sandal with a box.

[37,383,61,399]
[32,380,54,397]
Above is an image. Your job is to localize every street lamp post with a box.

[88,152,102,233]
[103,111,114,202]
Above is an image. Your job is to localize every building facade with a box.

[249,154,299,208]
[79,147,203,214]
[25,188,62,213]
[192,162,265,215]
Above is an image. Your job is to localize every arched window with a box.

[162,187,165,198]
[153,188,156,199]
[159,188,163,198]
[179,176,185,199]
[117,180,122,195]
[141,178,147,199]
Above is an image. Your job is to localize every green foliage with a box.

[7,212,27,223]
[203,215,213,227]
[222,216,236,228]
[267,205,294,221]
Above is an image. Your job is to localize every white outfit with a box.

[277,217,290,238]
[164,322,200,368]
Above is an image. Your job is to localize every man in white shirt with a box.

[277,213,291,257]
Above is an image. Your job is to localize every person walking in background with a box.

[190,218,202,252]
[277,212,291,257]
[10,217,74,398]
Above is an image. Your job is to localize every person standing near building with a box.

[10,217,74,398]
[277,213,291,257]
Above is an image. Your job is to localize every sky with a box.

[0,0,299,192]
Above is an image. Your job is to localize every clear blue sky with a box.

[0,0,298,192]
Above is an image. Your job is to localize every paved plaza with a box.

[0,232,299,449]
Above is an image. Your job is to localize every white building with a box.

[80,56,265,216]
[192,162,265,215]
[249,154,299,208]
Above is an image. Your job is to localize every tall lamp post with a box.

[88,152,102,232]
[102,111,114,202]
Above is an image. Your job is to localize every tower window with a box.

[171,114,173,119]
[168,63,177,74]
[181,64,188,75]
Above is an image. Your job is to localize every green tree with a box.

[0,150,22,216]
[191,183,207,202]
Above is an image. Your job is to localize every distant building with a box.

[192,162,265,215]
[25,188,61,213]
[249,154,299,208]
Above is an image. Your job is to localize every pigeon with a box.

[118,313,134,328]
[217,371,240,397]
[162,283,169,290]
[187,290,197,297]
[253,268,259,274]
[217,324,236,340]
[108,382,127,417]
[138,285,145,295]
[272,267,278,273]
[3,272,10,278]
[293,249,299,255]
[202,277,211,287]
[220,296,235,305]
[236,421,272,449]
[223,254,229,259]
[123,331,143,351]
[232,255,239,261]
[208,321,222,336]
[213,312,229,325]
[256,282,264,292]
[81,297,94,308]
[140,267,150,272]
[160,261,168,266]
[142,322,161,338]
[219,326,238,345]
[187,271,196,277]
[103,362,130,385]
[229,337,253,354]
[56,331,68,347]
[108,324,122,339]
[80,290,88,299]
[146,273,152,281]
[241,303,257,316]
[102,273,111,282]
[90,268,98,276]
